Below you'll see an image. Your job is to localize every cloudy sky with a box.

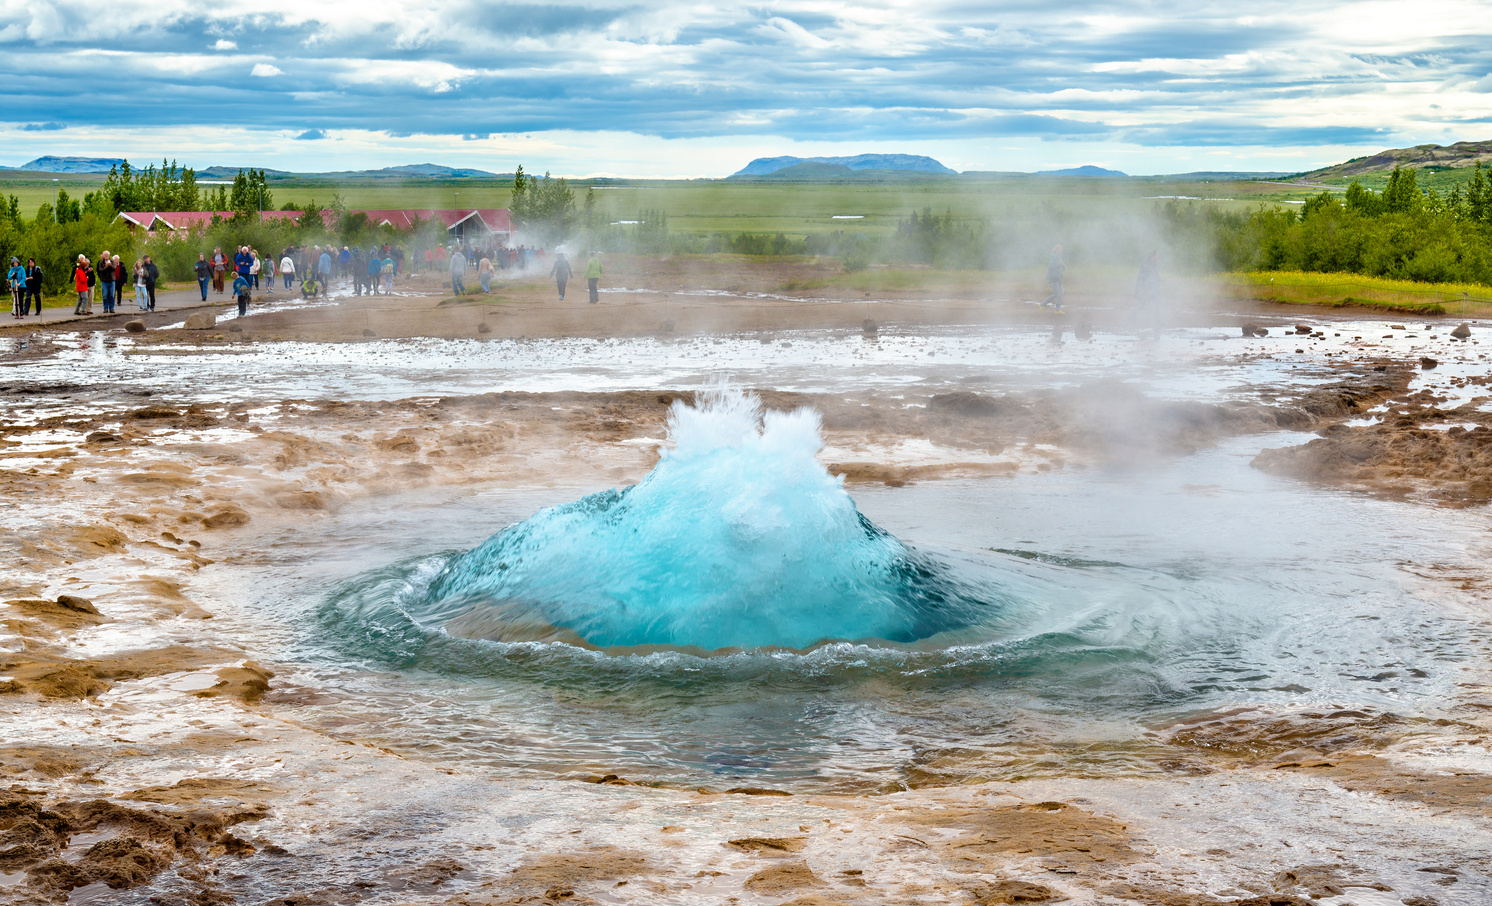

[1,0,1489,176]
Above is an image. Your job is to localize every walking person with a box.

[262,252,275,293]
[317,247,333,291]
[72,255,92,315]
[97,253,116,313]
[8,257,25,318]
[279,251,295,289]
[1042,244,1065,310]
[133,259,149,311]
[550,253,572,300]
[143,256,160,310]
[449,247,467,296]
[478,255,493,293]
[194,254,212,301]
[381,255,394,294]
[211,247,228,294]
[584,252,602,304]
[22,258,43,316]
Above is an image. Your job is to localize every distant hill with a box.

[1035,165,1128,177]
[1160,171,1291,180]
[732,154,956,177]
[196,163,496,180]
[1302,140,1492,180]
[16,156,124,173]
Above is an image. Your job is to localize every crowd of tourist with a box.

[6,238,584,318]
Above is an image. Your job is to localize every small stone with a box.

[1451,323,1472,339]
[362,328,376,337]
[124,320,146,333]
[227,323,243,333]
[184,312,216,330]
[1421,356,1438,369]
[56,595,99,615]
[862,318,878,334]
[1391,324,1407,330]
[1295,324,1312,334]
[477,322,492,334]
[661,319,675,332]
[1295,348,1304,353]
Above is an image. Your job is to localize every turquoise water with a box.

[292,390,1489,789]
[393,386,999,650]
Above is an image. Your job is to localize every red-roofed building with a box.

[118,208,510,243]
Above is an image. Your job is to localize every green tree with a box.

[1380,165,1422,215]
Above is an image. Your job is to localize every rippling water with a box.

[207,423,1488,792]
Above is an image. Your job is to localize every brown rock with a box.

[744,861,824,893]
[1450,322,1471,339]
[973,880,1066,904]
[55,595,99,615]
[1420,356,1438,369]
[123,319,146,333]
[183,312,216,330]
[202,509,250,529]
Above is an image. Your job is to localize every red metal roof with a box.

[116,208,508,233]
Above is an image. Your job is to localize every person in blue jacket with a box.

[7,257,25,318]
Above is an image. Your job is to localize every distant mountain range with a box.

[1035,165,1127,177]
[1300,139,1492,180]
[16,156,125,173]
[7,159,499,180]
[731,154,956,177]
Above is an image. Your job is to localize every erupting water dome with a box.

[415,385,985,649]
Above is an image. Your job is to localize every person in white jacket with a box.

[279,253,295,290]
[249,250,261,290]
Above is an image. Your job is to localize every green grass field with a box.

[0,173,1321,238]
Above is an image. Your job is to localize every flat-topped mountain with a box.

[732,154,956,177]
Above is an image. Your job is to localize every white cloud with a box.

[213,39,237,50]
[252,63,283,77]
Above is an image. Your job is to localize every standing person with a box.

[22,258,43,316]
[317,247,333,291]
[1133,250,1162,321]
[550,253,572,300]
[112,255,125,310]
[6,257,24,318]
[133,259,149,311]
[193,254,212,301]
[249,248,261,289]
[584,252,602,304]
[366,250,381,295]
[261,252,275,293]
[448,247,467,296]
[72,255,92,315]
[477,255,493,293]
[339,246,351,279]
[393,244,404,274]
[143,256,160,311]
[1042,244,1065,310]
[381,254,394,295]
[211,247,228,295]
[97,252,116,313]
[232,270,251,316]
[279,250,295,289]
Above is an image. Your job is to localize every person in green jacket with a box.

[585,253,602,304]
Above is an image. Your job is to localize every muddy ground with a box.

[2,265,1491,904]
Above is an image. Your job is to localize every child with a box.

[301,277,319,299]
[232,272,251,316]
[381,257,395,295]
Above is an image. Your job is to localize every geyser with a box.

[416,385,986,649]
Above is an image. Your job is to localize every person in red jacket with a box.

[72,255,92,315]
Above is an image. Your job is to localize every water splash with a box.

[414,385,992,650]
